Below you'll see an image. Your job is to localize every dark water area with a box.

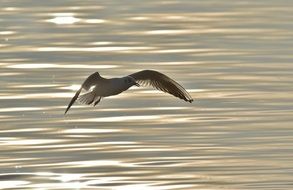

[1,0,293,189]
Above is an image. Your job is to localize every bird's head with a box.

[124,76,140,87]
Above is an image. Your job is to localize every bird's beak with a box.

[135,82,140,87]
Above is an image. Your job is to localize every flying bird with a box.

[65,70,193,114]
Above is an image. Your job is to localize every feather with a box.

[129,70,193,103]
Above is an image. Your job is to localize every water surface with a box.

[1,0,293,189]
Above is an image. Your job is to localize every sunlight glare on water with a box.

[47,13,81,25]
[1,0,293,189]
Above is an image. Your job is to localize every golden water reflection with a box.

[1,0,293,189]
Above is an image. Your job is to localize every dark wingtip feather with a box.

[64,88,82,115]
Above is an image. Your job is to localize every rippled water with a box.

[1,0,293,189]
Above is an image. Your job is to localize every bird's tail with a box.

[78,91,101,106]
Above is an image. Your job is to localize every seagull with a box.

[65,70,193,114]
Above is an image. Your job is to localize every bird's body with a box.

[65,70,193,114]
[91,77,132,97]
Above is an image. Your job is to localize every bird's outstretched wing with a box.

[129,70,193,103]
[64,72,103,114]
[81,72,103,91]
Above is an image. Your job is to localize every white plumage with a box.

[65,70,193,114]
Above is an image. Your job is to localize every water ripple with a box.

[1,1,293,189]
